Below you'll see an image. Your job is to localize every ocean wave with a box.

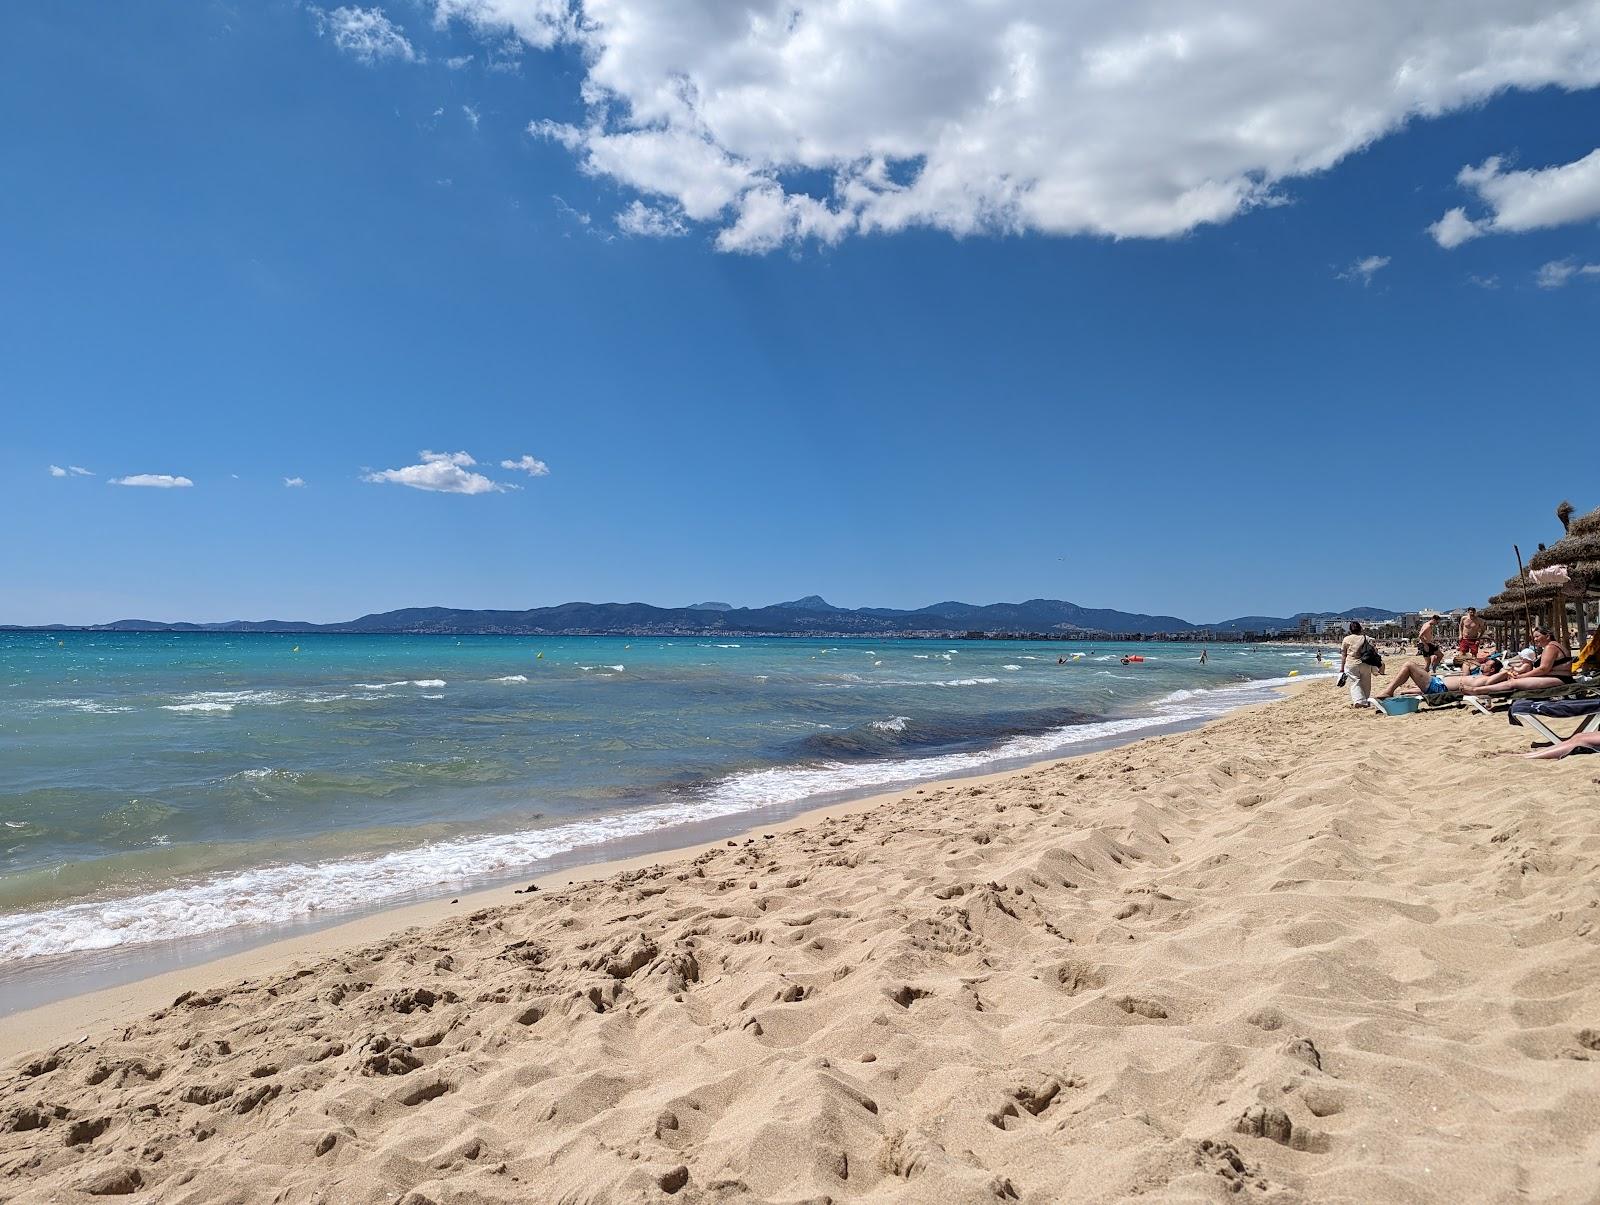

[0,788,855,963]
[705,670,1336,813]
[491,675,529,683]
[869,716,910,733]
[227,768,303,782]
[38,698,134,715]
[174,689,293,706]
[1002,664,1022,671]
[411,679,446,688]
[161,702,235,714]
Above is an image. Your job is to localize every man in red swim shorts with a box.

[1458,606,1484,659]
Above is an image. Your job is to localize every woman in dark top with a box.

[1461,626,1574,696]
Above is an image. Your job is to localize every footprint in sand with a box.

[1299,1086,1344,1117]
[1234,1104,1328,1152]
[1282,1037,1323,1070]
[1113,995,1169,1020]
[1054,962,1106,995]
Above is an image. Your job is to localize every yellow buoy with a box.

[1288,669,1298,676]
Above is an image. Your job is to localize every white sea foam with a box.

[411,679,446,688]
[606,665,625,672]
[39,698,133,715]
[422,694,444,700]
[162,702,235,714]
[228,768,302,782]
[870,716,910,733]
[492,675,529,683]
[699,671,1336,815]
[1002,664,1022,671]
[0,786,884,963]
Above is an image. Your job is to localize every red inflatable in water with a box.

[1120,655,1145,664]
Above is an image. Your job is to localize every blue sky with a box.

[4,2,1599,626]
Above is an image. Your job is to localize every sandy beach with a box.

[4,684,1599,1203]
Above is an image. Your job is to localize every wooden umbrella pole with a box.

[1514,544,1535,640]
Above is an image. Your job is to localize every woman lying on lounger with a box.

[1459,626,1574,696]
[1375,658,1503,700]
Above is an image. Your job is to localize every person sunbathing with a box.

[1459,626,1573,696]
[1375,658,1503,700]
[1523,731,1600,760]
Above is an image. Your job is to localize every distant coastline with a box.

[2,595,1401,640]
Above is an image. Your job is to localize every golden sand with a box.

[3,686,1599,1202]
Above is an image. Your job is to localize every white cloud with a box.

[362,449,512,494]
[500,454,550,476]
[284,476,307,488]
[111,474,194,488]
[49,464,94,477]
[462,103,481,129]
[616,200,688,238]
[438,1,1600,252]
[1535,258,1600,288]
[432,0,569,48]
[446,54,475,69]
[1431,149,1600,246]
[1428,207,1484,249]
[312,5,419,64]
[1338,254,1390,285]
[48,465,67,477]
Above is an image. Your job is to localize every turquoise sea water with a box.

[0,632,1331,967]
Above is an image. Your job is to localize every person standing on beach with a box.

[1416,614,1444,671]
[1459,607,1484,660]
[1339,621,1376,706]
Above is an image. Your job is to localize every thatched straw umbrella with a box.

[1525,518,1600,643]
[1569,506,1600,539]
[1529,529,1600,572]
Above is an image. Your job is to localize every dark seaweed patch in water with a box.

[797,706,1101,761]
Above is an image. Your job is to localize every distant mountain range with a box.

[5,599,1402,638]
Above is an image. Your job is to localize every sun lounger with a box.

[1508,696,1600,746]
[1462,675,1600,717]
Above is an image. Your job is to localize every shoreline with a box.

[4,681,1598,1201]
[0,695,1287,1057]
[0,670,1329,1007]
